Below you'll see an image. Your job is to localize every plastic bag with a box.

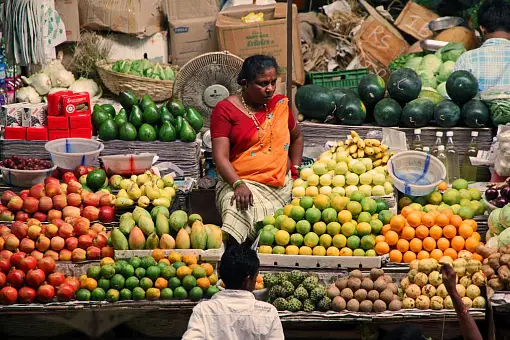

[242,12,264,23]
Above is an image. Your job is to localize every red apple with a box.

[74,166,89,178]
[7,195,23,211]
[60,183,68,195]
[29,183,46,199]
[67,180,83,194]
[86,246,101,260]
[18,286,36,303]
[0,286,18,304]
[38,256,56,275]
[0,272,5,288]
[45,177,59,185]
[15,211,29,222]
[0,258,11,273]
[26,268,46,288]
[59,249,72,261]
[71,248,86,262]
[62,172,78,184]
[36,235,51,252]
[5,235,20,251]
[101,246,114,259]
[27,219,41,227]
[30,250,44,261]
[45,182,61,198]
[67,193,82,207]
[20,238,35,253]
[78,235,93,249]
[93,233,108,249]
[37,284,55,303]
[38,196,53,213]
[65,237,78,251]
[1,190,16,206]
[82,206,100,221]
[50,236,65,251]
[11,221,28,239]
[19,190,29,200]
[7,269,25,288]
[44,250,59,261]
[58,223,74,239]
[74,217,90,236]
[33,212,47,223]
[52,194,67,210]
[99,194,116,207]
[99,206,115,223]
[23,197,39,214]
[83,192,100,207]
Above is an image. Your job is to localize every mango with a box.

[128,226,146,250]
[188,214,203,225]
[169,210,188,233]
[175,228,191,249]
[138,215,155,236]
[133,206,151,223]
[145,233,159,249]
[111,227,129,250]
[160,234,176,249]
[119,215,136,236]
[190,221,207,250]
[156,213,170,237]
[205,224,223,249]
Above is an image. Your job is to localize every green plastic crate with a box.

[308,69,369,89]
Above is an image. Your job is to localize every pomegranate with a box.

[37,256,56,274]
[26,268,46,288]
[7,269,25,288]
[0,286,18,304]
[37,284,55,303]
[18,286,37,303]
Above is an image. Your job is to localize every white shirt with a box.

[182,290,285,340]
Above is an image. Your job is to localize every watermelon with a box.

[461,99,490,128]
[335,94,367,125]
[331,88,358,108]
[401,98,434,127]
[295,85,335,120]
[419,89,445,105]
[434,100,461,128]
[446,70,478,104]
[387,68,422,104]
[358,74,386,107]
[373,98,402,127]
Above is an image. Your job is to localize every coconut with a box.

[332,296,347,312]
[346,298,360,312]
[359,300,373,312]
[360,278,374,291]
[373,299,387,312]
[354,289,368,302]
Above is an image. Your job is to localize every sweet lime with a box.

[172,261,186,270]
[87,265,101,281]
[452,178,468,190]
[125,276,140,290]
[290,233,304,247]
[357,212,372,224]
[106,289,120,303]
[356,222,372,236]
[140,256,157,269]
[321,208,338,224]
[378,210,394,225]
[121,264,135,278]
[361,198,377,214]
[205,286,220,298]
[160,266,177,280]
[360,235,376,250]
[274,215,287,229]
[97,278,110,291]
[262,215,276,226]
[347,235,361,249]
[281,218,297,234]
[290,206,306,221]
[189,286,204,301]
[349,191,365,203]
[370,219,384,234]
[272,246,286,254]
[91,288,106,301]
[305,208,322,224]
[341,222,356,237]
[304,232,320,247]
[375,199,389,213]
[319,234,332,248]
[182,275,197,291]
[120,288,132,300]
[313,221,327,235]
[314,194,331,210]
[135,267,146,279]
[353,248,365,256]
[168,277,181,290]
[296,220,311,235]
[347,201,362,216]
[110,274,125,290]
[146,288,161,301]
[161,288,174,300]
[326,222,341,236]
[76,289,91,301]
[140,277,153,290]
[333,234,347,248]
[146,266,161,281]
[275,230,290,246]
[132,287,145,300]
[300,196,315,210]
[101,265,116,280]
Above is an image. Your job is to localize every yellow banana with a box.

[351,153,358,159]
[373,160,382,167]
[352,136,360,144]
[372,140,381,147]
[375,152,383,159]
[380,144,388,152]
[345,139,353,146]
[349,145,358,154]
[365,139,373,147]
[350,131,359,138]
[357,140,365,149]
[373,147,382,154]
[358,149,364,158]
[365,147,374,155]
[337,141,344,147]
[382,154,389,163]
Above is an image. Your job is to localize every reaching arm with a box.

[182,306,206,340]
[289,124,303,168]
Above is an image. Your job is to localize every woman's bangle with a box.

[233,180,245,189]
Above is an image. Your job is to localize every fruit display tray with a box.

[114,243,225,263]
[257,254,387,269]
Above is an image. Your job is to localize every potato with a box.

[488,253,501,270]
[476,245,498,258]
[500,245,510,255]
[482,264,495,278]
[498,265,510,283]
[488,277,505,291]
[501,254,510,266]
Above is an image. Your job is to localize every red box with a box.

[49,129,70,140]
[47,116,69,130]
[4,126,27,140]
[27,127,49,141]
[70,127,92,139]
[69,114,92,129]
[61,92,91,116]
[47,90,73,116]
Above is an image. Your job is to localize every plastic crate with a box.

[308,69,369,89]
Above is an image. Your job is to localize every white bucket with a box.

[100,153,156,176]
[0,165,57,187]
[387,151,446,197]
[45,138,104,170]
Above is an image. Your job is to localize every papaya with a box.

[169,210,188,233]
[133,206,151,224]
[111,228,129,250]
[145,233,160,249]
[180,120,197,142]
[175,228,191,249]
[190,221,207,250]
[160,234,176,249]
[119,214,136,236]
[156,212,170,237]
[186,107,204,132]
[205,224,223,249]
[138,215,155,236]
[128,226,146,250]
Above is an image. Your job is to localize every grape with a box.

[1,155,52,170]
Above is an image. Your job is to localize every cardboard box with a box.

[70,128,93,139]
[79,0,163,38]
[27,127,49,141]
[103,32,169,64]
[69,115,92,129]
[49,130,70,140]
[4,127,27,140]
[395,1,439,40]
[163,0,219,21]
[48,116,69,130]
[169,17,218,66]
[216,4,305,85]
[55,0,80,42]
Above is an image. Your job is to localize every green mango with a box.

[180,119,197,142]
[111,228,129,250]
[175,116,184,137]
[119,90,139,111]
[159,121,177,142]
[119,122,137,141]
[139,95,155,112]
[92,109,110,129]
[168,100,185,117]
[101,104,116,118]
[185,107,203,132]
[138,215,155,236]
[155,213,170,237]
[160,105,175,125]
[133,206,151,224]
[143,105,160,125]
[99,119,118,141]
[138,123,157,141]
[151,206,170,220]
[129,105,144,128]
[114,108,128,128]
[145,233,160,249]
[119,216,136,236]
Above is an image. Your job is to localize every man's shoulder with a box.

[253,300,279,314]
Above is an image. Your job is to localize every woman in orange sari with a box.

[211,55,304,245]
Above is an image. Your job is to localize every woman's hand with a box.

[231,184,253,211]
[441,263,457,295]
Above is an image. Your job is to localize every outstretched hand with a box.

[441,263,457,295]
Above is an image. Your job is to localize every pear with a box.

[128,184,142,200]
[153,179,164,189]
[163,187,176,198]
[153,197,170,208]
[159,189,171,199]
[136,173,151,186]
[120,179,133,191]
[115,197,134,208]
[137,196,151,208]
[146,186,161,201]
[162,174,174,187]
[117,189,129,198]
[130,175,138,182]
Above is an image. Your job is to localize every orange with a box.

[82,278,97,291]
[409,238,423,253]
[389,249,403,263]
[472,253,483,262]
[440,209,454,218]
[417,250,430,260]
[177,266,192,280]
[401,226,416,241]
[390,215,406,232]
[430,249,443,261]
[385,230,399,246]
[464,219,477,230]
[423,237,436,252]
[168,251,183,264]
[375,241,390,255]
[449,215,463,228]
[465,237,480,252]
[188,264,199,270]
[403,251,417,263]
[197,277,211,290]
[443,248,458,260]
[421,213,435,227]
[382,225,391,236]
[200,263,214,276]
[471,232,481,242]
[459,223,474,239]
[437,237,450,251]
[429,226,443,240]
[183,254,198,266]
[443,225,457,239]
[407,211,423,228]
[416,225,429,239]
[155,277,168,289]
[401,206,414,218]
[159,259,170,266]
[435,214,450,227]
[375,235,386,244]
[438,181,448,191]
[397,239,410,253]
[451,236,465,252]
[152,249,165,262]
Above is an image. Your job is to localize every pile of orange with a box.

[374,206,483,263]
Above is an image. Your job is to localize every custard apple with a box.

[293,286,309,301]
[310,286,327,302]
[303,298,316,312]
[287,297,303,312]
[289,270,304,287]
[317,296,332,312]
[273,297,288,311]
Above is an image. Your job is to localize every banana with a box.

[357,140,365,149]
[373,160,382,167]
[373,146,382,154]
[349,145,358,154]
[375,152,383,159]
[358,149,364,158]
[337,141,344,147]
[365,147,374,155]
[350,131,359,138]
[352,136,360,144]
[365,139,373,147]
[380,144,388,152]
[382,154,389,163]
[351,153,358,159]
[345,139,353,146]
[372,140,381,147]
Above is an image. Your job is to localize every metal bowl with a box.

[420,39,449,52]
[429,17,465,32]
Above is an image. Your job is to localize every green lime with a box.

[132,287,145,300]
[173,286,188,299]
[106,289,120,303]
[129,256,141,269]
[91,288,106,301]
[76,289,91,301]
[146,266,161,281]
[119,288,132,301]
[182,275,197,291]
[110,274,125,290]
[101,265,116,280]
[375,199,389,213]
[172,261,186,270]
[160,288,173,300]
[157,262,169,270]
[140,256,156,269]
[189,287,203,301]
[97,278,110,291]
[87,265,101,281]
[140,277,153,290]
[160,266,176,280]
[192,267,207,279]
[168,277,181,290]
[121,264,135,278]
[205,286,220,299]
[125,276,139,290]
[135,267,146,279]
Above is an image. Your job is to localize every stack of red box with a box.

[47,91,93,140]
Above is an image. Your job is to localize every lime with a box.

[129,256,141,269]
[313,194,331,210]
[121,264,135,278]
[272,246,285,254]
[189,287,204,301]
[356,222,371,236]
[313,222,327,235]
[365,249,376,257]
[140,277,153,290]
[353,248,365,256]
[369,219,384,234]
[182,275,197,291]
[347,235,361,250]
[125,276,140,290]
[97,278,110,291]
[274,208,284,217]
[87,265,101,281]
[157,262,169,270]
[296,220,311,235]
[341,222,356,237]
[76,289,91,301]
[357,212,372,223]
[161,266,177,280]
[378,210,394,225]
[262,215,276,227]
[192,267,207,279]
[452,178,468,190]
[290,206,306,221]
[114,260,128,274]
[443,189,460,205]
[361,198,377,214]
[274,215,287,229]
[91,288,106,301]
[375,199,389,213]
[146,266,161,281]
[333,234,347,248]
[132,287,145,300]
[161,288,174,300]
[360,235,376,250]
[290,233,304,246]
[110,274,125,290]
[205,286,220,298]
[172,261,186,270]
[414,196,428,206]
[119,288,132,301]
[135,267,146,279]
[174,286,188,299]
[347,201,362,216]
[326,222,341,236]
[106,289,120,303]
[303,232,320,247]
[468,188,481,200]
[349,191,365,203]
[140,256,157,269]
[259,230,275,246]
[168,277,181,290]
[300,196,314,210]
[322,208,338,224]
[101,265,116,280]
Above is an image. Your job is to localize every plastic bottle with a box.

[423,146,430,154]
[431,131,443,157]
[461,131,479,181]
[445,131,460,183]
[437,145,449,183]
[412,129,423,151]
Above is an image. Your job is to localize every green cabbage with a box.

[418,55,442,74]
[418,69,438,89]
[404,57,423,71]
[436,61,456,83]
[499,227,510,247]
[498,204,510,229]
[439,42,466,62]
[486,235,500,248]
[437,82,449,98]
[489,208,506,235]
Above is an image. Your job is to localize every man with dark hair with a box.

[454,0,510,91]
[182,245,284,340]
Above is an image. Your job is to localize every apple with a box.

[19,238,35,253]
[59,249,72,261]
[62,206,81,219]
[10,252,26,268]
[99,194,116,207]
[0,210,14,222]
[65,277,81,292]
[99,206,115,223]
[15,211,29,222]
[45,177,60,185]
[7,196,23,211]
[83,192,100,207]
[19,190,29,200]
[38,196,53,212]
[0,226,10,236]
[29,183,46,199]
[62,172,78,184]
[1,190,16,206]
[27,218,41,227]
[86,246,101,260]
[11,221,28,239]
[58,223,74,239]
[45,182,61,198]
[0,250,13,260]
[93,233,107,248]
[71,248,86,262]
[43,224,58,238]
[19,256,38,273]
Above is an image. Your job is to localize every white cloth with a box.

[182,290,285,340]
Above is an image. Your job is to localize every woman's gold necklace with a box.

[240,94,273,153]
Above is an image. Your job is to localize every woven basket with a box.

[96,60,178,102]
